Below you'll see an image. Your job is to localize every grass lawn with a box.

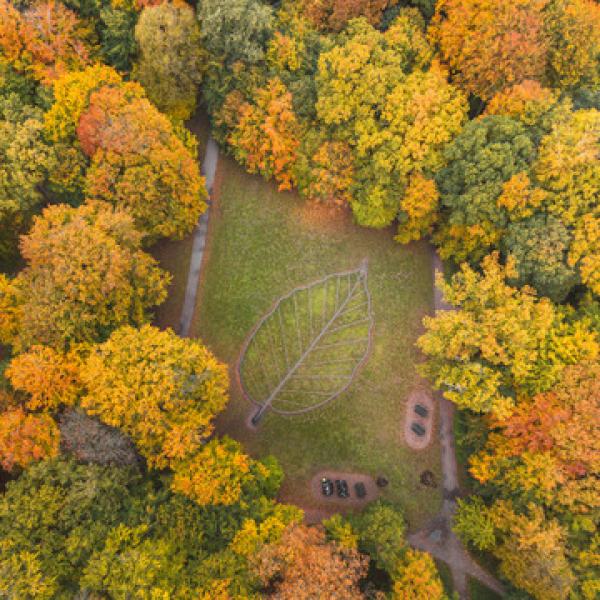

[192,155,442,529]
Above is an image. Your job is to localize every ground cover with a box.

[192,155,441,528]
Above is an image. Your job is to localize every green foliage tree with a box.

[434,116,537,262]
[0,459,144,596]
[133,0,206,119]
[351,501,406,570]
[503,214,579,301]
[98,2,139,71]
[0,102,56,265]
[198,0,274,65]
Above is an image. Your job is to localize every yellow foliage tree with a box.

[4,202,169,351]
[171,437,267,506]
[534,109,600,224]
[391,548,446,600]
[395,173,439,243]
[545,0,600,89]
[80,325,229,469]
[417,253,598,416]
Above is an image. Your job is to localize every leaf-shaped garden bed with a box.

[239,261,374,424]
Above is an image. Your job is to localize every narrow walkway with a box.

[407,249,504,599]
[178,136,219,337]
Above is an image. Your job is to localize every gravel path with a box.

[178,136,218,337]
[406,249,505,599]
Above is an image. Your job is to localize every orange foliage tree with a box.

[253,524,368,599]
[227,78,301,191]
[469,363,600,510]
[303,0,399,32]
[1,202,169,351]
[0,405,60,472]
[0,0,92,85]
[430,0,549,100]
[484,80,559,126]
[44,64,132,144]
[6,345,81,412]
[80,85,207,239]
[80,325,229,469]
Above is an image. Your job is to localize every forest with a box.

[0,0,598,599]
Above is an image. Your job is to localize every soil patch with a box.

[404,387,435,450]
[309,470,378,512]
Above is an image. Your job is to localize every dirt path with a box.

[178,136,218,337]
[407,249,505,599]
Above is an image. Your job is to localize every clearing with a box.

[187,154,441,528]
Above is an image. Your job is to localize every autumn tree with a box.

[417,253,599,416]
[303,0,400,32]
[171,437,282,507]
[315,16,466,227]
[544,0,600,90]
[434,116,537,262]
[469,363,600,510]
[0,103,56,263]
[431,0,600,100]
[133,0,206,119]
[227,77,301,190]
[44,64,127,144]
[0,457,297,597]
[6,345,81,411]
[484,80,559,127]
[455,499,575,600]
[1,202,169,351]
[197,0,274,65]
[253,523,368,599]
[80,325,229,469]
[430,0,549,100]
[0,0,93,85]
[391,548,446,600]
[0,406,59,472]
[533,108,600,226]
[396,173,439,243]
[80,85,207,239]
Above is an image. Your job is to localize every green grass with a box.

[241,266,372,416]
[149,232,194,332]
[193,155,441,528]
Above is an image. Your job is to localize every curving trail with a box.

[406,250,505,599]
